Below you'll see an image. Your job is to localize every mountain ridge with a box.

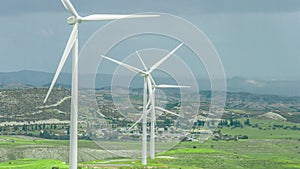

[0,70,300,97]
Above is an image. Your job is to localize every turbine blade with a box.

[146,97,151,109]
[156,85,190,88]
[44,24,78,103]
[146,90,156,110]
[147,77,156,120]
[128,109,151,130]
[101,55,146,74]
[147,77,155,103]
[155,106,182,117]
[60,0,68,10]
[128,115,143,130]
[146,76,156,109]
[136,51,147,71]
[61,0,79,17]
[148,43,183,73]
[149,74,157,87]
[82,14,159,21]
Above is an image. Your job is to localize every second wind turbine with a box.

[101,42,184,164]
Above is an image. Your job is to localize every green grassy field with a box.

[221,118,300,140]
[0,159,68,169]
[0,118,300,168]
[0,141,300,169]
[0,135,99,149]
[2,139,299,169]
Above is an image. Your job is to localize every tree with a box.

[229,118,234,126]
[244,118,251,126]
[67,126,70,135]
[22,124,27,131]
[13,125,18,131]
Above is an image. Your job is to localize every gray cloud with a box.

[0,0,63,16]
[1,0,300,79]
[1,0,300,16]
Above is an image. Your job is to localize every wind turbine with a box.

[43,0,158,168]
[135,51,189,159]
[101,42,184,164]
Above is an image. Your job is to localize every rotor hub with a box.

[67,16,76,25]
[67,16,82,25]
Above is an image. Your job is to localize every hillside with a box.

[0,88,300,168]
[0,88,299,124]
[0,88,71,123]
[224,91,300,122]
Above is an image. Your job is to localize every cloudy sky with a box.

[1,0,300,80]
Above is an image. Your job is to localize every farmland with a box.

[0,88,300,168]
[0,117,300,168]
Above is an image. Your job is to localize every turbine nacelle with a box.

[67,16,82,25]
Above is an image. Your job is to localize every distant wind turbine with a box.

[101,42,184,164]
[135,50,188,159]
[128,81,187,159]
[43,0,158,168]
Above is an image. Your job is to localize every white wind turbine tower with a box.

[101,42,184,164]
[43,0,158,168]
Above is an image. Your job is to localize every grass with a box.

[1,139,300,169]
[1,118,300,168]
[0,135,99,149]
[0,159,68,169]
[150,140,300,169]
[77,140,300,169]
[221,118,300,140]
[228,109,261,115]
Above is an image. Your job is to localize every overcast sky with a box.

[1,0,300,80]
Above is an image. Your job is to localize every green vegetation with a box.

[1,117,300,169]
[1,88,300,168]
[0,88,70,123]
[0,159,68,169]
[220,118,300,140]
[3,138,299,169]
[0,135,99,149]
